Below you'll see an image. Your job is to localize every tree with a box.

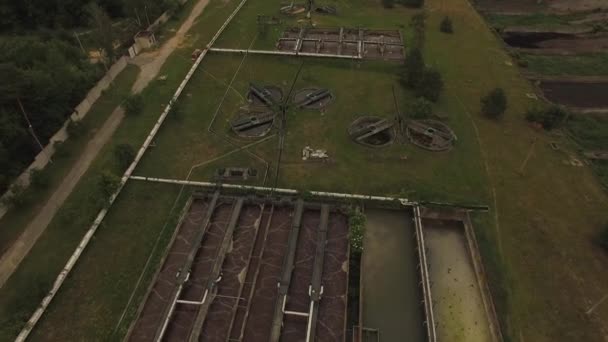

[440,16,453,33]
[410,12,426,48]
[86,3,115,62]
[382,0,395,9]
[415,68,443,102]
[403,48,425,87]
[114,143,135,170]
[124,94,144,116]
[481,88,507,119]
[409,97,433,119]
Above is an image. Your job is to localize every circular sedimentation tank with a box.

[292,87,335,110]
[246,85,283,107]
[348,116,396,148]
[230,107,275,138]
[406,119,456,151]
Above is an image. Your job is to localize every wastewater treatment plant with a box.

[2,0,608,341]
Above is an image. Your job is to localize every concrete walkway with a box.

[0,0,211,289]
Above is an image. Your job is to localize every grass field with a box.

[0,0,607,341]
[521,53,608,76]
[485,12,588,30]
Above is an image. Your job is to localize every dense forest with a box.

[0,0,178,193]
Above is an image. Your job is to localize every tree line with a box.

[0,0,180,194]
[0,0,179,32]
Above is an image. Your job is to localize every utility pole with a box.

[144,5,151,27]
[17,98,52,164]
[74,31,86,54]
[134,7,142,27]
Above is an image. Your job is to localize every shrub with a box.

[382,0,395,8]
[30,169,50,189]
[98,171,121,201]
[114,143,135,171]
[481,88,507,119]
[525,105,568,130]
[168,99,182,121]
[409,97,433,119]
[440,16,453,33]
[2,184,28,208]
[52,141,70,159]
[67,119,85,138]
[123,94,144,116]
[348,207,366,254]
[415,68,444,102]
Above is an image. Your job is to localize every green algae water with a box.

[361,209,426,342]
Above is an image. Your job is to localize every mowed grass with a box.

[521,53,608,76]
[0,64,140,256]
[135,52,488,202]
[485,12,588,30]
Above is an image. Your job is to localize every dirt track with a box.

[0,0,211,290]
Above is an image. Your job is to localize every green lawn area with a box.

[521,53,608,76]
[0,64,140,256]
[485,12,588,30]
[1,0,607,341]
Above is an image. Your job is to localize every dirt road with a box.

[0,0,211,289]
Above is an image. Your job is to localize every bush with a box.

[525,105,568,130]
[114,143,135,171]
[599,225,608,251]
[409,97,433,119]
[348,207,366,254]
[123,94,144,116]
[66,119,85,138]
[168,99,182,121]
[30,168,50,189]
[481,88,507,119]
[382,0,395,8]
[98,171,121,201]
[52,141,70,159]
[2,184,28,208]
[440,16,453,33]
[415,68,444,102]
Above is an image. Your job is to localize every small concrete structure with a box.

[215,167,258,180]
[134,30,157,50]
